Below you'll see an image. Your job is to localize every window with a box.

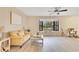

[53,21,59,31]
[43,21,53,31]
[39,20,59,31]
[39,21,43,31]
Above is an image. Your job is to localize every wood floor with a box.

[10,37,79,52]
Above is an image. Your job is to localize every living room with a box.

[0,7,79,52]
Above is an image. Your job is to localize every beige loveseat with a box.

[9,30,30,48]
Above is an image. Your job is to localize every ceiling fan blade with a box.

[59,9,68,12]
[48,11,53,12]
[49,12,55,15]
[54,9,59,12]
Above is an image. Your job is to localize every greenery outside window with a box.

[39,20,59,31]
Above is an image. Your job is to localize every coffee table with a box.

[30,35,43,45]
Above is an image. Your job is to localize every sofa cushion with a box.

[24,31,30,35]
[10,32,17,36]
[18,31,25,37]
[10,32,20,38]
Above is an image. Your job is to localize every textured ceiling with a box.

[16,7,79,16]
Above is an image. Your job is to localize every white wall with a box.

[25,16,61,35]
[59,16,79,36]
[0,7,26,32]
[25,16,79,36]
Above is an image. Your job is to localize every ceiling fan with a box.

[48,7,68,15]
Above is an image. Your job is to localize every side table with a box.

[0,38,10,52]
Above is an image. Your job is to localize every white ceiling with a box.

[16,7,79,16]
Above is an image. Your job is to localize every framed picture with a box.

[10,12,22,25]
